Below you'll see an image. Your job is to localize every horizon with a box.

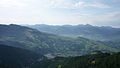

[0,23,119,28]
[0,0,120,28]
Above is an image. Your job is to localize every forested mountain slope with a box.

[0,44,44,68]
[31,52,120,68]
[0,24,119,57]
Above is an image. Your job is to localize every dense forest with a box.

[0,44,44,68]
[0,44,120,68]
[31,52,120,68]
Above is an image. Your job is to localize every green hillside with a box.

[0,44,44,68]
[0,24,119,56]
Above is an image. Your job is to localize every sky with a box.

[0,0,120,27]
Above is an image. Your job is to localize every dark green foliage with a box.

[0,44,44,68]
[31,52,120,68]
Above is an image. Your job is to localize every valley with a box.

[0,24,120,68]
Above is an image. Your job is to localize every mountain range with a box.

[27,24,120,52]
[27,24,120,41]
[0,24,120,68]
[0,24,119,57]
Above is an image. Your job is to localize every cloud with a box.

[42,11,120,26]
[0,17,44,24]
[0,11,120,27]
[0,0,28,8]
[0,0,119,27]
[0,0,111,9]
[49,0,110,9]
[77,2,110,8]
[91,12,120,23]
[77,12,120,27]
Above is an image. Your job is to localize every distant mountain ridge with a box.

[27,24,120,41]
[0,24,120,68]
[0,24,119,57]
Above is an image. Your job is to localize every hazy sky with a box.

[0,0,120,27]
